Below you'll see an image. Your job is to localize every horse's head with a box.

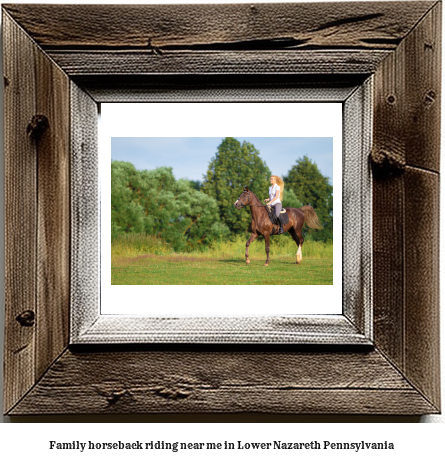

[234,186,250,209]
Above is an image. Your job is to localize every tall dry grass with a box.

[112,232,333,260]
[111,233,174,256]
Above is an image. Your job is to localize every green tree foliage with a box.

[188,180,202,191]
[282,187,303,209]
[201,137,271,235]
[111,161,230,251]
[283,156,333,241]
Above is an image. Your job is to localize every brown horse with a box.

[234,187,322,266]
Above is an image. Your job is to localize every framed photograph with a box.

[3,2,440,415]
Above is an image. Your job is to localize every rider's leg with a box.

[274,203,283,234]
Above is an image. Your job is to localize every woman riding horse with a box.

[234,186,322,266]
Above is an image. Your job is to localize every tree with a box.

[111,161,150,238]
[188,180,202,191]
[282,187,302,209]
[201,137,271,235]
[111,161,230,251]
[283,156,333,241]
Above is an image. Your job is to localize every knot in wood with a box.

[370,148,405,176]
[154,386,191,400]
[16,310,35,327]
[27,115,49,140]
[105,390,128,405]
[95,385,130,405]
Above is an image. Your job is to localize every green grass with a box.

[112,255,333,286]
[111,233,333,285]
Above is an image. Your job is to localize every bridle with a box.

[237,191,250,207]
[237,191,269,208]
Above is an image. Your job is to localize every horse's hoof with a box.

[246,260,250,265]
[264,263,269,267]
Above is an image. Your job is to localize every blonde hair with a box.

[272,175,284,201]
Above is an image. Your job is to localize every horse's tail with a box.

[301,205,323,230]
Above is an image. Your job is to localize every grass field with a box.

[111,255,333,285]
[111,233,333,285]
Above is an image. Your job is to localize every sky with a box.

[111,137,334,184]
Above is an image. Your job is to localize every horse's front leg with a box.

[264,233,270,266]
[245,233,258,265]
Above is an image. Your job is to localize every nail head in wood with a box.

[425,90,436,105]
[16,310,35,327]
[26,114,49,140]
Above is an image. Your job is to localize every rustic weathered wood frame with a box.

[3,2,441,415]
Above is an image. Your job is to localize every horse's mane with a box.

[249,191,262,204]
[246,191,269,219]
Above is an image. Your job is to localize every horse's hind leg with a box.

[289,227,304,264]
[245,233,258,265]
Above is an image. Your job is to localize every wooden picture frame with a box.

[3,2,441,415]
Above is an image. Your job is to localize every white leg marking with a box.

[296,245,302,264]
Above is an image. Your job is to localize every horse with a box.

[234,187,322,266]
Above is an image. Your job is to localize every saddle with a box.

[267,206,289,227]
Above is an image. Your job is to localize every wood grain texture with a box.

[372,173,405,370]
[70,83,99,340]
[371,1,441,173]
[404,168,440,408]
[47,50,390,76]
[3,1,433,79]
[401,2,441,411]
[404,2,441,172]
[8,349,437,415]
[35,43,71,380]
[75,316,370,345]
[3,12,38,414]
[372,16,410,368]
[76,75,365,103]
[3,11,71,413]
[342,81,372,336]
[2,2,435,50]
[372,3,441,411]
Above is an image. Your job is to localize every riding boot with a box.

[277,216,284,234]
